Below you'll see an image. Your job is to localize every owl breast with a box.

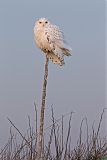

[35,29,51,52]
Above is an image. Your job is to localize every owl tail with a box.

[59,42,72,56]
[61,47,72,56]
[46,52,65,66]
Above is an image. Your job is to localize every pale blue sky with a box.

[0,0,106,146]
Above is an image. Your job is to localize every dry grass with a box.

[0,108,107,160]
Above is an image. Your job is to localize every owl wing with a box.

[45,24,72,56]
[45,24,64,44]
[43,25,65,65]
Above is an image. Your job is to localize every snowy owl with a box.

[34,18,72,66]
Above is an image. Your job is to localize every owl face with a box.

[36,18,50,28]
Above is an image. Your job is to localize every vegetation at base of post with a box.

[0,108,107,160]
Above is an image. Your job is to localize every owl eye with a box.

[45,21,48,24]
[39,21,42,24]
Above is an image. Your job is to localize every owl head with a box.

[35,18,50,28]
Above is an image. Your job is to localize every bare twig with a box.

[51,106,59,159]
[64,112,73,159]
[7,118,30,148]
[34,102,38,147]
[96,108,106,138]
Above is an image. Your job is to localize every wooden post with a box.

[37,56,49,159]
